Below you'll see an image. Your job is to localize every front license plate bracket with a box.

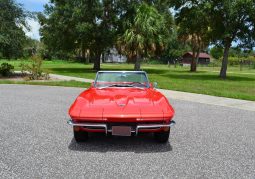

[112,126,131,136]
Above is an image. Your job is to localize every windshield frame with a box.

[94,71,150,88]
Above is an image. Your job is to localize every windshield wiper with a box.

[129,82,147,87]
[98,84,132,89]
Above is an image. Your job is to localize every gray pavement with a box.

[158,89,255,112]
[0,84,254,178]
[49,73,94,83]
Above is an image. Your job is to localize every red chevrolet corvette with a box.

[68,71,175,143]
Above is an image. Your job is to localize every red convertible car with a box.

[68,71,175,143]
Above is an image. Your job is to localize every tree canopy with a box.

[210,46,223,59]
[0,0,29,58]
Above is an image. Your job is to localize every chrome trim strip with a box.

[135,121,176,135]
[67,120,108,134]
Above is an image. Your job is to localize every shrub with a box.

[0,63,14,77]
[228,57,241,66]
[218,56,255,66]
[146,59,164,64]
[19,56,49,80]
[207,60,222,67]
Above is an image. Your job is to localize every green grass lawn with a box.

[1,59,255,101]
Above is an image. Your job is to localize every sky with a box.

[17,0,49,40]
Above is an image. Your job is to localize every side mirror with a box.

[153,82,158,88]
[91,82,94,87]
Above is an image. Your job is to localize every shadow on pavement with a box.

[68,133,172,153]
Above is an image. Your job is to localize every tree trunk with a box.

[85,49,90,63]
[93,52,101,71]
[102,52,105,63]
[220,42,231,79]
[190,49,198,72]
[134,55,142,71]
[81,46,86,63]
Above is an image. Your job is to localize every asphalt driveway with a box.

[0,85,254,178]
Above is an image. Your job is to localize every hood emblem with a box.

[119,104,126,107]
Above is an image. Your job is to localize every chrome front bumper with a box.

[67,120,176,135]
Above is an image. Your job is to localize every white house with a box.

[102,47,127,63]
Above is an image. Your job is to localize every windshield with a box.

[95,71,149,88]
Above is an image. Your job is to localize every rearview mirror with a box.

[153,82,158,88]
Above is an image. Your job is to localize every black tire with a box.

[154,128,170,143]
[73,127,88,142]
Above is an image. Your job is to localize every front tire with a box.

[154,128,170,143]
[73,127,88,142]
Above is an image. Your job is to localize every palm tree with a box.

[117,3,167,70]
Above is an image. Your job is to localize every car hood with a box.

[69,87,174,122]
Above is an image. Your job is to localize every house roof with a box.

[184,52,211,58]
